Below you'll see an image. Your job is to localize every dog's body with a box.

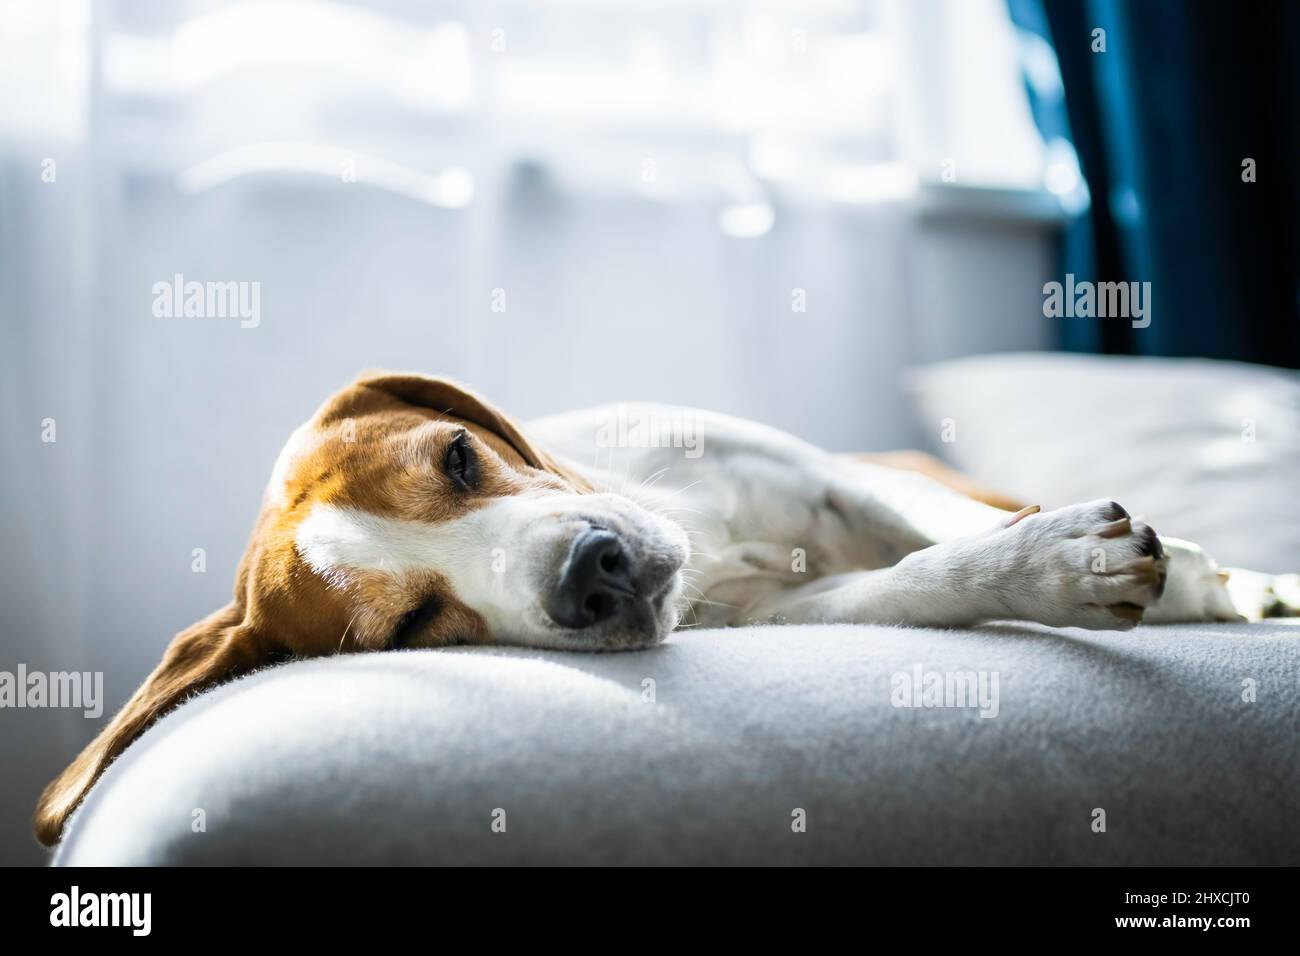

[529,403,1243,631]
[33,372,1294,845]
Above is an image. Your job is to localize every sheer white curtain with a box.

[0,0,1055,863]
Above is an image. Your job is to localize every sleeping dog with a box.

[34,370,1296,845]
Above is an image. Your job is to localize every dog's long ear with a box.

[345,371,594,491]
[33,599,267,847]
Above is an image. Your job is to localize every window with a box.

[13,0,1061,234]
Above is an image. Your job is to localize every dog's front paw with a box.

[1003,499,1168,630]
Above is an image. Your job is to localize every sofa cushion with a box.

[56,622,1300,866]
[907,353,1300,572]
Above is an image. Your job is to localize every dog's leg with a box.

[827,462,1251,627]
[1220,568,1300,620]
[1142,537,1243,623]
[1148,539,1300,623]
[744,499,1170,630]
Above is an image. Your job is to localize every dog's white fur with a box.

[296,401,1249,646]
[534,404,1243,631]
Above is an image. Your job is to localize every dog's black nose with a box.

[546,528,635,629]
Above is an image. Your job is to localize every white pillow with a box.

[906,353,1300,573]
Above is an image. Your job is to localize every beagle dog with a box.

[34,370,1295,846]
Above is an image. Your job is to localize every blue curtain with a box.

[1009,0,1300,367]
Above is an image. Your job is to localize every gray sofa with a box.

[57,620,1300,865]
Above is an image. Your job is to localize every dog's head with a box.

[33,372,689,846]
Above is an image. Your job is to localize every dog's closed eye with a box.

[390,596,443,649]
[443,431,479,491]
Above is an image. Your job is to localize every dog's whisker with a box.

[637,467,672,492]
